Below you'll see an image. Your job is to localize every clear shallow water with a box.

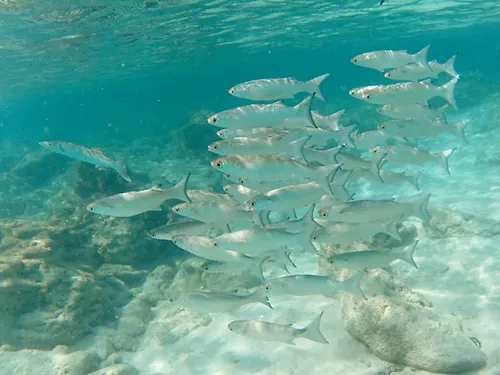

[0,1,500,374]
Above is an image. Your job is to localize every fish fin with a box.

[165,173,192,202]
[410,169,424,191]
[437,103,450,115]
[252,210,264,226]
[293,93,317,128]
[306,73,330,101]
[341,272,366,300]
[338,124,358,148]
[299,215,320,255]
[330,170,353,202]
[409,193,431,222]
[455,119,469,143]
[250,287,273,309]
[150,206,163,212]
[400,240,419,268]
[383,221,402,241]
[435,147,457,175]
[114,161,131,182]
[261,210,271,225]
[301,311,329,344]
[442,54,458,77]
[414,44,430,65]
[420,78,432,85]
[439,74,460,109]
[290,136,311,164]
[370,154,386,183]
[316,164,342,197]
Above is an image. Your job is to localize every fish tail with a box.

[250,256,268,281]
[276,249,297,269]
[455,119,469,143]
[370,154,385,183]
[409,169,424,191]
[316,164,342,197]
[306,73,330,101]
[442,55,458,77]
[250,287,273,309]
[290,136,311,165]
[382,221,402,241]
[301,311,329,344]
[166,173,191,202]
[330,169,353,202]
[435,147,457,175]
[294,93,317,128]
[439,74,460,109]
[409,192,431,222]
[114,161,131,182]
[400,240,419,268]
[341,272,366,300]
[414,44,430,65]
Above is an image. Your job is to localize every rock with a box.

[97,264,148,287]
[139,264,177,305]
[88,364,139,375]
[53,350,101,375]
[339,270,487,373]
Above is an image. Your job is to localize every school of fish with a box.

[40,45,464,345]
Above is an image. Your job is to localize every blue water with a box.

[1,0,500,374]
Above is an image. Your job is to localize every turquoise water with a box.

[1,1,500,374]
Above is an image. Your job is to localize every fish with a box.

[208,133,306,162]
[210,151,342,197]
[318,193,431,223]
[211,205,320,254]
[384,62,438,82]
[376,103,449,120]
[171,200,263,226]
[428,55,458,77]
[332,241,419,270]
[39,140,131,182]
[246,173,351,213]
[303,145,345,167]
[228,73,330,101]
[216,127,279,140]
[352,129,393,149]
[148,219,229,240]
[87,174,191,217]
[223,184,260,204]
[349,75,459,108]
[351,45,430,72]
[228,312,329,344]
[385,55,457,82]
[170,234,267,279]
[311,109,345,129]
[207,94,316,129]
[378,118,469,142]
[264,272,366,299]
[187,189,237,204]
[168,288,272,314]
[312,220,402,244]
[370,145,457,174]
[334,152,384,182]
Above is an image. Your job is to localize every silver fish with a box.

[428,55,458,77]
[311,109,345,129]
[228,311,329,344]
[332,241,419,270]
[229,73,330,101]
[318,193,431,223]
[349,75,459,108]
[312,219,402,244]
[40,141,130,182]
[207,94,316,129]
[169,289,272,314]
[371,145,457,174]
[148,219,228,240]
[264,272,365,299]
[376,103,449,120]
[87,175,190,217]
[352,129,392,149]
[384,62,437,82]
[351,45,430,72]
[378,118,469,142]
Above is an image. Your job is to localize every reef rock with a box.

[88,364,139,375]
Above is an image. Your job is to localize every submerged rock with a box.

[88,364,139,375]
[320,244,487,374]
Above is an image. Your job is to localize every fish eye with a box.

[380,124,386,129]
[349,90,355,96]
[172,239,177,244]
[312,234,318,241]
[320,211,328,218]
[150,233,156,238]
[365,94,371,99]
[173,207,180,213]
[217,130,224,137]
[249,201,255,207]
[208,116,217,124]
[169,298,174,302]
[372,148,378,153]
[229,88,235,94]
[214,161,222,168]
[213,144,218,149]
[88,204,95,211]
[212,241,218,247]
[264,285,270,291]
[223,186,229,192]
[353,58,358,63]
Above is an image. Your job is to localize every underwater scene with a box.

[1,0,500,374]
